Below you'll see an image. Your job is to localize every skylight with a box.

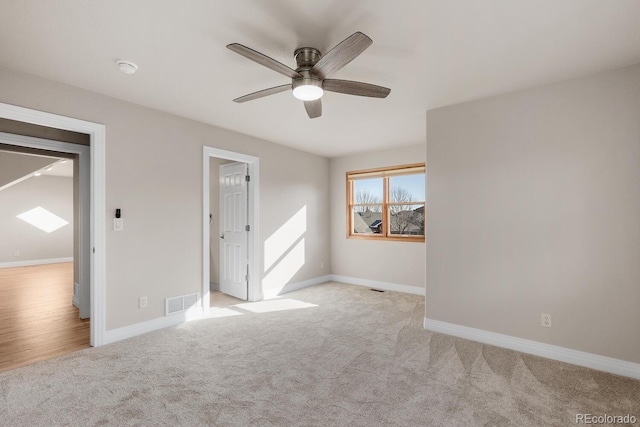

[17,206,69,233]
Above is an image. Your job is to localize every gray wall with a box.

[0,175,73,263]
[330,144,426,290]
[426,63,640,364]
[0,67,330,330]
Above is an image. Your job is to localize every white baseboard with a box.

[105,275,422,345]
[423,318,640,380]
[104,307,203,345]
[263,275,332,299]
[0,257,73,269]
[210,282,220,291]
[107,275,332,345]
[330,275,425,296]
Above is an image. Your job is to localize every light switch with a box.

[113,218,124,231]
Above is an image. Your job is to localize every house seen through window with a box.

[347,163,425,242]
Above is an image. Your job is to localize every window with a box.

[347,163,425,242]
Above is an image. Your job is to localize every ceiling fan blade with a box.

[227,43,302,79]
[311,32,373,79]
[304,99,322,119]
[323,79,390,98]
[233,84,291,103]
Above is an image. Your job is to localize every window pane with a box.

[389,174,425,203]
[353,178,383,204]
[352,207,383,234]
[389,204,424,235]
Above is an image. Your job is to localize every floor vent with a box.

[165,292,199,316]
[370,289,385,293]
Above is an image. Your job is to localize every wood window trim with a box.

[346,163,425,242]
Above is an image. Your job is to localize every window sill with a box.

[347,234,425,243]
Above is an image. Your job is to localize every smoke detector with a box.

[116,60,138,75]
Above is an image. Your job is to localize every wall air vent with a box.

[165,292,199,316]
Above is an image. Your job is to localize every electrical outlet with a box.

[541,313,552,328]
[14,250,20,257]
[139,296,147,308]
[320,262,324,270]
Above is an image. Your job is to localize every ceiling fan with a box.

[227,31,390,119]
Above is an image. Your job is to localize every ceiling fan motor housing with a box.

[294,47,321,69]
[292,70,323,89]
[292,48,323,100]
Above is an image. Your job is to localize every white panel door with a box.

[219,162,248,300]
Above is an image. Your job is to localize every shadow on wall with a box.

[263,205,307,291]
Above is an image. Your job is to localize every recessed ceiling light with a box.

[17,206,69,233]
[60,160,67,164]
[45,166,53,171]
[34,172,42,177]
[116,60,138,75]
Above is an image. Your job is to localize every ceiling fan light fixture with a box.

[292,78,323,101]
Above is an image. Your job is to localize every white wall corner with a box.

[262,275,332,300]
[104,307,204,345]
[331,275,426,296]
[72,282,80,307]
[423,317,640,380]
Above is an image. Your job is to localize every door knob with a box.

[220,234,225,239]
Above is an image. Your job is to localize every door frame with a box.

[0,102,106,347]
[202,146,260,314]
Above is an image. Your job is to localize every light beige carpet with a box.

[1,282,638,426]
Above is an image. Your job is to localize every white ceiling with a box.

[43,160,73,178]
[0,150,72,193]
[0,1,639,157]
[0,151,54,188]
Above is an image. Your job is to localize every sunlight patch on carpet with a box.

[235,298,317,313]
[208,307,244,318]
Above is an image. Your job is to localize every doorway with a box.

[0,102,106,347]
[0,134,90,315]
[202,146,260,316]
[0,146,89,370]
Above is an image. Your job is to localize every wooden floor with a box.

[0,262,90,372]
[210,290,245,308]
